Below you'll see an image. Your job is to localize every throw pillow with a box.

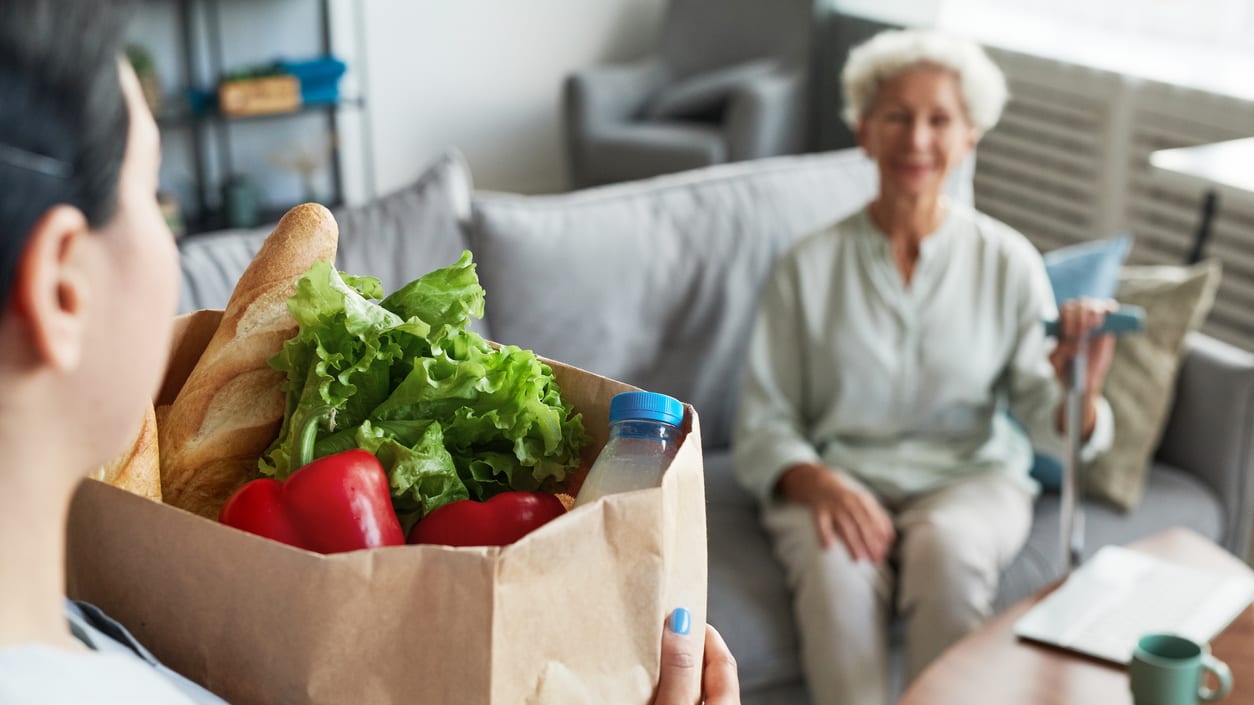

[1030,234,1133,489]
[468,150,887,450]
[178,225,270,313]
[333,148,473,294]
[177,149,474,322]
[643,60,778,121]
[1085,260,1222,511]
[1042,233,1133,303]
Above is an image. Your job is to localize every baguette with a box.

[91,402,162,501]
[160,203,338,518]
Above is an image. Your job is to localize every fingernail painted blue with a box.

[670,608,691,635]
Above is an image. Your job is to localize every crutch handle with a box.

[1044,305,1145,339]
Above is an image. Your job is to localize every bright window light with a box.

[941,0,1254,52]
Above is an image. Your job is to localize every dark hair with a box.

[0,0,131,306]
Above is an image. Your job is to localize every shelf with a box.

[179,200,343,238]
[157,96,365,128]
[147,0,356,240]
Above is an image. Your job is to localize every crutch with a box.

[1044,306,1144,572]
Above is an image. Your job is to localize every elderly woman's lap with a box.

[762,500,895,704]
[893,472,1034,678]
[758,472,1033,705]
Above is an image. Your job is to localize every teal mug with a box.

[1129,634,1233,705]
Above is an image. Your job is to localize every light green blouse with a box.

[733,202,1112,503]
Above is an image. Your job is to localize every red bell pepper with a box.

[408,491,566,547]
[219,409,405,554]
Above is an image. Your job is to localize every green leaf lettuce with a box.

[260,251,587,517]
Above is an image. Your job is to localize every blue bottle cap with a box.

[609,391,684,427]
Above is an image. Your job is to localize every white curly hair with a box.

[840,29,1007,136]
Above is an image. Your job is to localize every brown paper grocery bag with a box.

[66,310,708,705]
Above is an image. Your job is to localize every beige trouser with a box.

[762,472,1033,705]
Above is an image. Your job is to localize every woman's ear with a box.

[855,117,874,157]
[11,205,91,371]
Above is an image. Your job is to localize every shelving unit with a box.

[150,0,364,235]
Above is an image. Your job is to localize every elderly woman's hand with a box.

[653,610,740,705]
[777,463,895,563]
[1048,298,1116,438]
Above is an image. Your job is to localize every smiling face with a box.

[856,65,977,201]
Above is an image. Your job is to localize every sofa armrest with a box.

[1154,332,1254,557]
[563,58,668,135]
[562,58,669,188]
[724,69,807,161]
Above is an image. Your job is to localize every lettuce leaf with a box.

[260,250,587,518]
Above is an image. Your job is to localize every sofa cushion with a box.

[996,462,1225,611]
[471,149,978,449]
[332,149,473,295]
[471,150,892,449]
[1086,262,1222,510]
[177,149,474,322]
[177,226,269,313]
[704,451,804,693]
[472,149,974,449]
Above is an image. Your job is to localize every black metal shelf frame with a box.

[168,0,356,234]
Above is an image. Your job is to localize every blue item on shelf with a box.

[277,56,347,105]
[185,87,217,115]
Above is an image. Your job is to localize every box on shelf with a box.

[218,74,301,117]
[65,309,708,705]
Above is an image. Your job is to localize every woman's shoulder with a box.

[0,645,199,704]
[950,202,1044,268]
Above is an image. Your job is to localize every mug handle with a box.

[1199,654,1233,702]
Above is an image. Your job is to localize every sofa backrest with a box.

[176,147,975,451]
[177,149,479,332]
[333,150,473,298]
[470,148,974,449]
[178,225,269,315]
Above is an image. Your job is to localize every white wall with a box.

[827,0,940,27]
[354,0,666,196]
[130,0,665,220]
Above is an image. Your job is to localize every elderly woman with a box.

[733,29,1116,705]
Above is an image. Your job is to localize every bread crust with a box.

[92,402,162,501]
[160,203,338,518]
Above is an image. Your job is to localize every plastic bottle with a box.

[573,391,684,508]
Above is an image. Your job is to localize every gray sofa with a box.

[177,148,1254,704]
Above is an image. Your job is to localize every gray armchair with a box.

[563,0,817,189]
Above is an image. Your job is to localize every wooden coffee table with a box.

[899,529,1254,705]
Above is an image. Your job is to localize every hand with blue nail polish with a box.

[653,609,741,705]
